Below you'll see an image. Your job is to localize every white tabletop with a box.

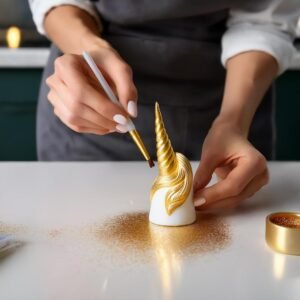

[0,48,50,68]
[0,162,299,300]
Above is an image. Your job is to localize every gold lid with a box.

[266,212,300,255]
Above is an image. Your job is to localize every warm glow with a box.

[6,26,21,49]
[273,253,286,280]
[155,247,181,300]
[150,226,182,300]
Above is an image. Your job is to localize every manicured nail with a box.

[127,100,138,118]
[116,124,129,133]
[113,114,128,125]
[194,197,206,207]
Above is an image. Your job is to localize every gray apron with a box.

[37,0,274,161]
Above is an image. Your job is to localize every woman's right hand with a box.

[46,38,138,135]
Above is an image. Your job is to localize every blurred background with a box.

[0,1,299,161]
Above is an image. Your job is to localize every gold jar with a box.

[266,212,300,255]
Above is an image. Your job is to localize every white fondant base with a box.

[149,188,196,226]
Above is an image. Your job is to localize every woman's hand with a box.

[193,51,277,210]
[46,38,138,135]
[193,118,269,210]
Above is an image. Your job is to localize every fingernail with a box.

[113,114,128,125]
[127,100,138,118]
[194,197,206,207]
[116,124,129,133]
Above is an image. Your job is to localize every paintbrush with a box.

[83,51,154,168]
[0,235,22,258]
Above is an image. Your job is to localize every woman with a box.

[29,0,299,210]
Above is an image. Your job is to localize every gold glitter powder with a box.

[92,211,231,262]
[0,222,25,234]
[270,215,300,228]
[47,229,62,238]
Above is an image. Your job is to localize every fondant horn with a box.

[155,102,177,176]
[151,102,193,216]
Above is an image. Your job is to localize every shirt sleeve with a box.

[221,0,300,74]
[28,0,101,35]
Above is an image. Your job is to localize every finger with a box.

[80,105,119,131]
[53,55,131,123]
[97,54,138,117]
[196,169,269,210]
[54,105,110,135]
[68,126,110,135]
[197,170,269,210]
[194,156,266,206]
[67,126,110,135]
[48,90,111,135]
[47,75,121,131]
[53,55,87,87]
[47,89,58,107]
[84,85,131,126]
[193,154,219,192]
[215,165,232,180]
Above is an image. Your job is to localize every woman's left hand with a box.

[193,118,269,210]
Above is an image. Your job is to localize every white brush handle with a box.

[82,51,135,131]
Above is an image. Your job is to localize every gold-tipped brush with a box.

[129,129,154,168]
[83,51,154,168]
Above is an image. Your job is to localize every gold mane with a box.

[150,102,193,215]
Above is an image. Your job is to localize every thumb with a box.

[193,154,219,193]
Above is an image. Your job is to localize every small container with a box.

[266,212,300,255]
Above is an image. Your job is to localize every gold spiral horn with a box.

[151,102,193,215]
[155,102,177,176]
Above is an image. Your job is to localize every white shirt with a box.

[29,0,299,74]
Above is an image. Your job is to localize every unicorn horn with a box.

[150,102,195,223]
[155,102,177,176]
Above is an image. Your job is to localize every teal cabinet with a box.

[0,69,42,160]
[276,71,300,160]
[0,68,299,161]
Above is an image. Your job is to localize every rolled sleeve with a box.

[29,0,101,35]
[222,1,299,74]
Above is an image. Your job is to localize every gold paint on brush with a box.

[150,102,193,215]
[129,129,154,168]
